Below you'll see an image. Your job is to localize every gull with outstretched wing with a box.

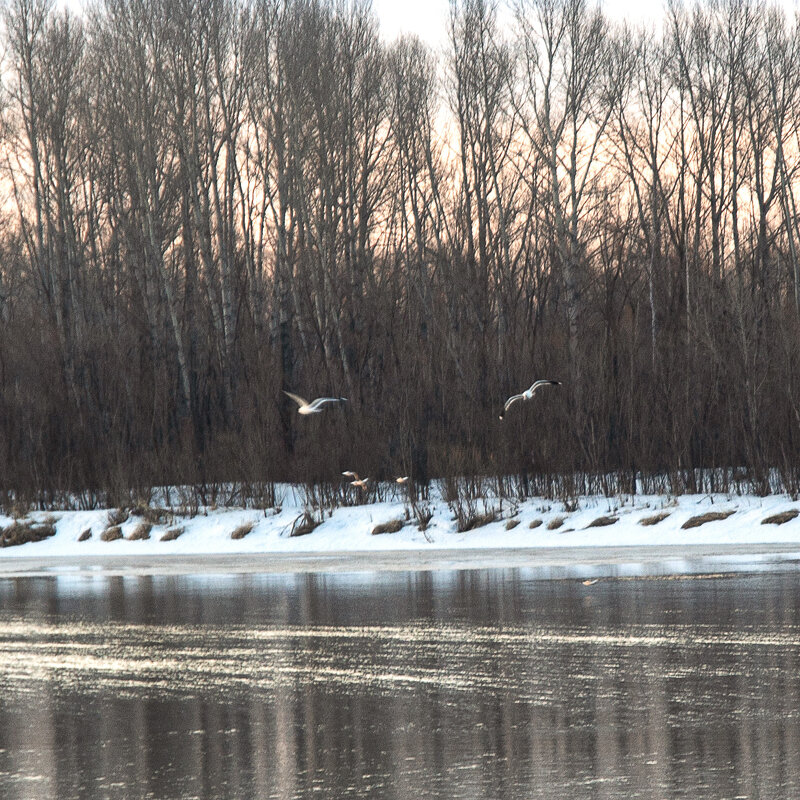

[499,380,561,420]
[283,391,347,415]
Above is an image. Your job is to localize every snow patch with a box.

[0,492,799,561]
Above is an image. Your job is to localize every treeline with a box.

[1,0,800,506]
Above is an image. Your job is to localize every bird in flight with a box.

[499,380,561,420]
[283,390,347,415]
[395,476,409,484]
[342,471,370,489]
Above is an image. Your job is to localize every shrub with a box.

[547,516,565,530]
[0,520,57,548]
[505,519,520,530]
[131,504,171,525]
[78,528,92,542]
[410,502,434,532]
[529,519,543,529]
[291,513,321,537]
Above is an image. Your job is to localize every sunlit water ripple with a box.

[1,570,800,799]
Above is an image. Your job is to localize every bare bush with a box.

[290,512,322,537]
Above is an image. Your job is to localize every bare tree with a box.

[515,0,614,432]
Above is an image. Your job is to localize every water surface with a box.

[1,569,799,798]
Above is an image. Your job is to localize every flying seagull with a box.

[395,476,409,484]
[283,390,347,415]
[499,380,561,420]
[342,471,370,489]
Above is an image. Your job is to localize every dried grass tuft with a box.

[107,509,129,527]
[231,521,255,540]
[681,510,735,529]
[528,519,543,529]
[458,510,498,532]
[160,526,185,541]
[77,528,92,542]
[505,519,520,530]
[547,516,565,530]
[101,525,123,542]
[0,520,57,548]
[761,509,799,525]
[127,522,152,541]
[585,516,617,528]
[640,512,671,526]
[371,518,404,535]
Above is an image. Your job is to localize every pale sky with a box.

[372,0,799,47]
[372,0,661,45]
[58,0,799,38]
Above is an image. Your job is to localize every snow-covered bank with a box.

[2,492,800,577]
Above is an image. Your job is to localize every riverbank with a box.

[1,491,800,576]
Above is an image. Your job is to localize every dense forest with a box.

[1,0,800,506]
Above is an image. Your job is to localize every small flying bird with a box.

[499,379,562,420]
[395,476,410,484]
[342,471,370,489]
[283,390,347,415]
[582,579,599,586]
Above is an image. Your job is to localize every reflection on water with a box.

[1,570,800,799]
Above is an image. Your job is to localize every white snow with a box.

[2,490,800,567]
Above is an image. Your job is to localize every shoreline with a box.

[3,491,800,578]
[3,542,800,578]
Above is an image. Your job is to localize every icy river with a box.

[1,567,799,799]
